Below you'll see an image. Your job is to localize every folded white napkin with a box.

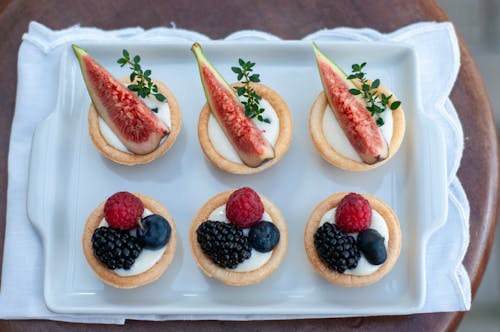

[0,21,470,323]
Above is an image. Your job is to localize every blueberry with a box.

[357,229,387,265]
[137,214,171,249]
[248,221,280,253]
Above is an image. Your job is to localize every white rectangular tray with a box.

[27,40,448,316]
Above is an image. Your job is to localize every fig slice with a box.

[191,43,275,168]
[313,43,389,164]
[72,45,168,155]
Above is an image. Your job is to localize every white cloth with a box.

[0,21,470,323]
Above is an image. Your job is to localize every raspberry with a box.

[335,193,372,233]
[104,192,144,230]
[226,187,264,228]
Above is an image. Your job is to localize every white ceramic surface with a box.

[27,41,447,315]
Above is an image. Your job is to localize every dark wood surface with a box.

[0,0,498,331]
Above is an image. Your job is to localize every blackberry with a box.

[196,220,251,269]
[91,227,142,270]
[314,222,360,273]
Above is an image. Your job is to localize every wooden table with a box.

[0,0,498,330]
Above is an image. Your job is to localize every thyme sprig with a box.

[117,49,166,110]
[348,62,401,127]
[231,59,270,124]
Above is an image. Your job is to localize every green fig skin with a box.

[192,43,275,168]
[313,43,388,164]
[72,45,168,155]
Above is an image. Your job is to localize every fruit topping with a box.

[248,221,280,253]
[314,223,360,273]
[335,193,372,233]
[357,229,387,265]
[91,227,142,270]
[192,43,275,167]
[226,187,264,228]
[72,45,168,155]
[137,214,172,250]
[104,191,144,231]
[313,43,389,164]
[196,221,252,269]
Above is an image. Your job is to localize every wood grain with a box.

[0,0,497,331]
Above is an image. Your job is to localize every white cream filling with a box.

[207,98,279,164]
[319,207,389,276]
[322,105,393,162]
[207,204,273,272]
[98,208,167,277]
[98,95,171,153]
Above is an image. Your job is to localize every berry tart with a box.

[190,187,288,285]
[73,45,182,166]
[304,192,401,286]
[83,192,177,288]
[309,44,405,171]
[192,43,293,175]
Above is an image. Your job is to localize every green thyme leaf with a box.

[233,58,270,123]
[390,101,401,110]
[117,49,167,105]
[347,62,400,126]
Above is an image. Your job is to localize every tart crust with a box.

[198,83,293,174]
[82,193,177,289]
[190,190,288,286]
[304,192,401,287]
[309,83,405,171]
[88,78,182,166]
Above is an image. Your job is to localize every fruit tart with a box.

[309,44,405,171]
[190,187,288,285]
[192,43,293,174]
[83,191,177,288]
[304,192,401,286]
[73,45,182,166]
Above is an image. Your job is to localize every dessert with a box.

[190,187,288,285]
[192,43,293,174]
[73,45,182,165]
[309,44,405,171]
[82,191,177,288]
[304,192,401,286]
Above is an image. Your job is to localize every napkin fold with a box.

[0,21,470,323]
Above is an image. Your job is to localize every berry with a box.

[196,221,252,269]
[104,192,144,231]
[226,187,264,228]
[335,193,372,233]
[248,221,280,253]
[314,222,360,273]
[91,227,142,270]
[357,229,387,265]
[137,214,172,249]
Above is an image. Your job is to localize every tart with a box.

[88,78,182,166]
[304,192,401,287]
[73,45,182,166]
[190,188,288,286]
[309,89,405,171]
[310,44,405,171]
[192,43,292,175]
[198,83,293,174]
[83,192,177,288]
